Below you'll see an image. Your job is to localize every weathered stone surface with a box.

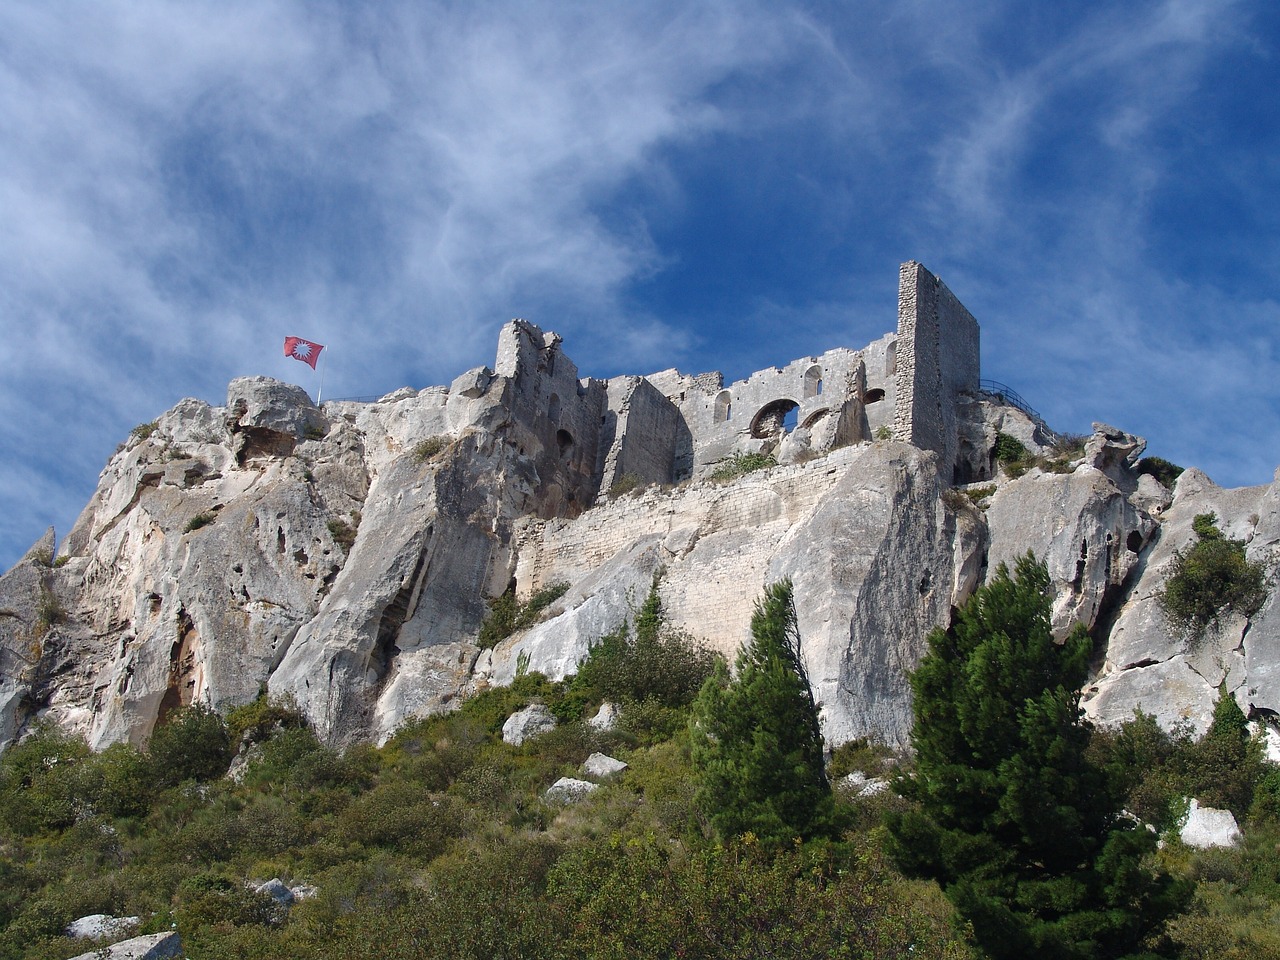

[582,752,628,778]
[66,932,182,960]
[984,462,1154,637]
[66,915,139,939]
[255,878,295,907]
[839,771,889,797]
[586,702,620,731]
[502,703,557,746]
[491,442,978,748]
[1084,467,1279,733]
[1180,798,1242,849]
[544,776,599,803]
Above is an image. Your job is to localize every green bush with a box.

[569,576,718,712]
[327,512,361,552]
[147,703,232,787]
[477,582,569,647]
[226,691,309,749]
[708,451,776,482]
[175,872,279,929]
[1137,455,1185,489]
[184,511,216,533]
[1158,513,1268,639]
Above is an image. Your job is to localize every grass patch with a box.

[607,473,645,498]
[412,437,449,463]
[131,421,158,442]
[327,512,361,552]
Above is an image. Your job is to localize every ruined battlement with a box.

[487,260,985,505]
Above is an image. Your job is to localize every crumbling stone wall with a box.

[891,261,981,478]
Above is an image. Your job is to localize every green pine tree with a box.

[691,578,834,845]
[888,554,1187,960]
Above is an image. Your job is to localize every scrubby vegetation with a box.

[1158,513,1268,640]
[411,437,448,463]
[2,564,1279,959]
[708,451,776,482]
[183,512,217,533]
[994,431,1084,478]
[1138,456,1185,489]
[477,581,571,649]
[326,512,360,552]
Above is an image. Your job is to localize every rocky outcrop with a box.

[1083,467,1280,734]
[1,267,1275,756]
[544,777,599,803]
[66,932,182,960]
[582,752,628,778]
[984,426,1156,638]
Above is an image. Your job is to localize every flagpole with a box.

[317,349,326,406]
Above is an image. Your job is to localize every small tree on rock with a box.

[691,578,834,845]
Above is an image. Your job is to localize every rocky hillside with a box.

[2,305,1276,755]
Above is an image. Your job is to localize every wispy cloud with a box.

[1,0,1276,566]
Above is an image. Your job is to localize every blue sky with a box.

[2,0,1278,570]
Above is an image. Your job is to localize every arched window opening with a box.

[714,390,733,424]
[864,388,886,404]
[885,342,897,377]
[750,399,801,439]
[802,408,829,430]
[556,429,574,461]
[548,393,561,423]
[803,364,824,398]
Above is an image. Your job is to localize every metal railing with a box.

[979,379,1058,440]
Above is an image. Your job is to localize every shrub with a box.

[708,451,776,482]
[131,421,158,442]
[147,703,232,786]
[477,582,569,647]
[1157,512,1268,640]
[35,587,66,636]
[692,579,835,846]
[569,576,717,712]
[607,472,645,497]
[875,424,893,440]
[226,691,309,749]
[412,436,448,463]
[1138,455,1185,489]
[327,512,360,551]
[184,511,216,533]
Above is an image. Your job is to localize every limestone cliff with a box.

[1,262,1275,752]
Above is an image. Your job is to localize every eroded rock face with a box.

[2,302,1275,756]
[485,442,981,748]
[1083,467,1280,734]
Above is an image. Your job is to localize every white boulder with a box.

[1179,798,1242,849]
[544,776,599,803]
[502,704,558,746]
[581,753,628,779]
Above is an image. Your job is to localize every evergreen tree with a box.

[691,578,834,845]
[888,554,1187,960]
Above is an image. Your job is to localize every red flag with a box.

[284,336,325,369]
